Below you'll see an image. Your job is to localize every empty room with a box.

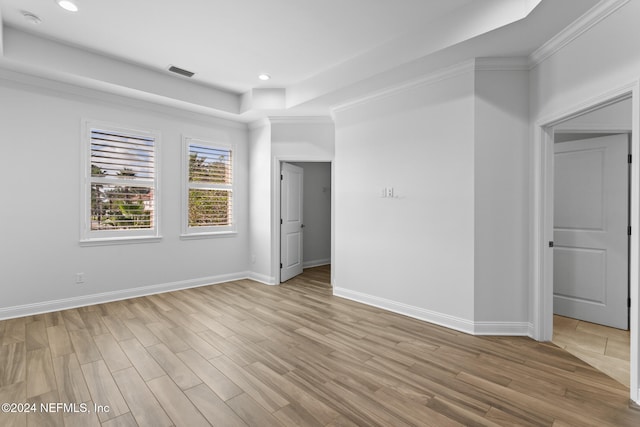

[1,0,640,426]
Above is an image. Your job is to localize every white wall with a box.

[333,70,476,327]
[474,68,530,326]
[248,120,274,284]
[271,120,335,160]
[246,119,334,284]
[290,162,331,267]
[270,119,335,282]
[555,97,632,132]
[529,0,640,403]
[0,72,249,317]
[530,3,640,120]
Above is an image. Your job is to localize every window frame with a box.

[181,136,236,239]
[80,120,161,245]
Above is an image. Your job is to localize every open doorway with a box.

[550,98,632,386]
[532,89,638,401]
[279,161,331,284]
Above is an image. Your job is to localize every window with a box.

[81,122,160,244]
[182,137,235,237]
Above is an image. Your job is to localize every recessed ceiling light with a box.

[258,74,271,81]
[22,11,42,25]
[57,0,79,12]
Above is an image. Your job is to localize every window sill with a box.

[180,231,237,240]
[79,236,162,247]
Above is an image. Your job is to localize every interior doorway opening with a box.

[550,99,632,386]
[533,87,639,403]
[278,161,332,284]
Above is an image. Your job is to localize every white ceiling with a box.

[0,0,602,120]
[0,0,475,93]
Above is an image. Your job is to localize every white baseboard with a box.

[0,274,530,338]
[474,321,530,336]
[246,272,277,285]
[528,322,536,339]
[333,287,529,336]
[303,259,331,269]
[0,271,250,321]
[333,287,475,335]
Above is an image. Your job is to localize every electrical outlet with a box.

[76,273,84,284]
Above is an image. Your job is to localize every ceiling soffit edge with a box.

[2,27,242,115]
[287,0,545,110]
[268,116,334,125]
[331,59,475,115]
[0,63,248,129]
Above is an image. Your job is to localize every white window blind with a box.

[186,141,233,232]
[89,128,156,233]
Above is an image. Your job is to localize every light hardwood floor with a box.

[553,314,630,387]
[1,265,639,426]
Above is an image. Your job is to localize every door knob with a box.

[301,224,305,228]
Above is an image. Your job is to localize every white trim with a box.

[531,81,640,405]
[631,83,640,405]
[0,272,250,321]
[331,59,474,114]
[528,322,535,338]
[555,126,631,134]
[333,287,475,335]
[334,287,529,336]
[80,119,161,244]
[537,91,633,128]
[303,259,331,269]
[0,67,247,129]
[246,272,277,285]
[79,236,162,246]
[181,136,237,237]
[529,0,629,68]
[474,57,530,71]
[268,116,334,125]
[473,322,530,336]
[179,231,237,240]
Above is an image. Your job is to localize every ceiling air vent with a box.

[168,65,195,78]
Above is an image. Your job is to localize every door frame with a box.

[272,155,333,284]
[531,80,640,403]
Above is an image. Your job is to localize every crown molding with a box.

[332,59,475,114]
[529,0,629,68]
[475,57,530,71]
[268,116,334,125]
[248,117,271,130]
[0,64,248,130]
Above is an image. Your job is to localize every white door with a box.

[553,134,629,329]
[280,163,304,282]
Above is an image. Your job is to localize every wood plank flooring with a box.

[1,265,639,426]
[553,314,630,387]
